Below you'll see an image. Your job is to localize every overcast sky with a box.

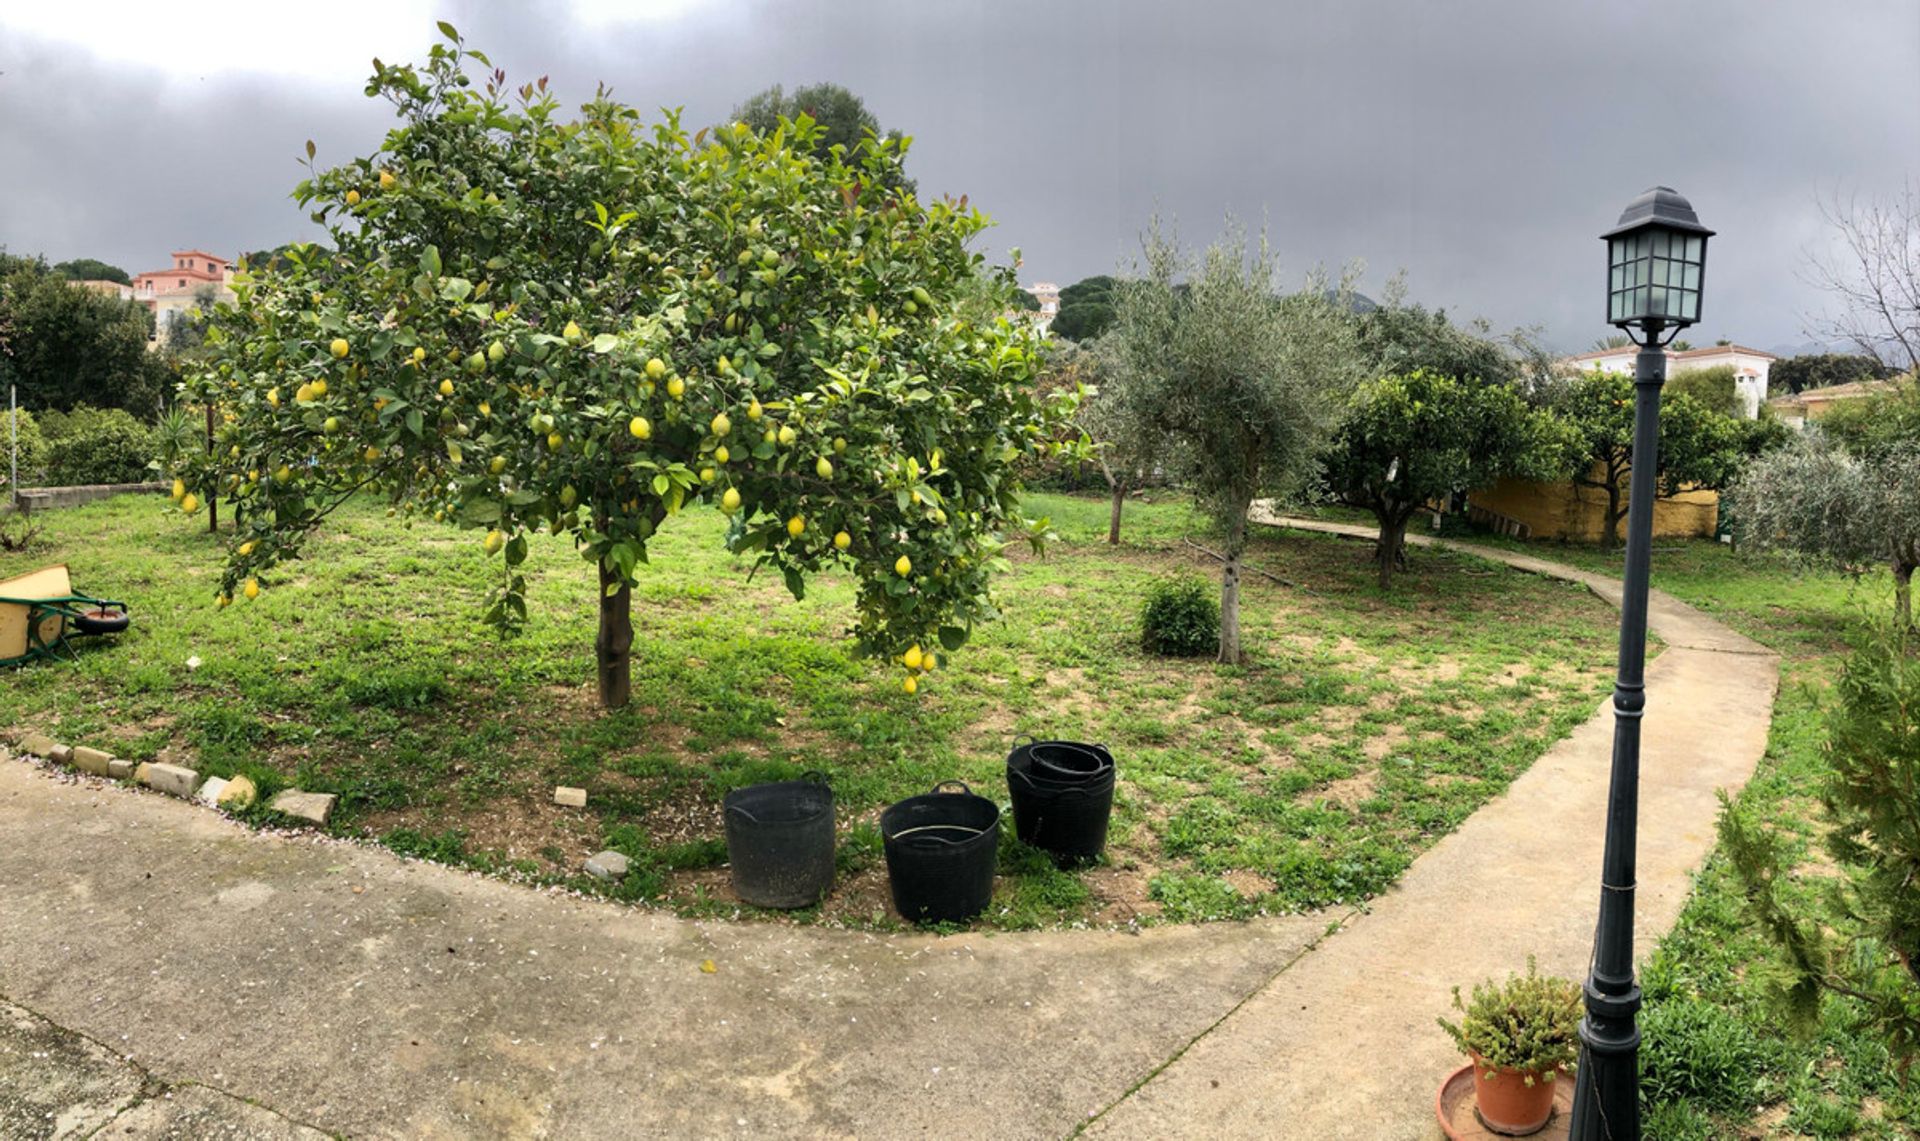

[3,1,1915,353]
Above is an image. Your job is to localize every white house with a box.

[1564,343,1776,418]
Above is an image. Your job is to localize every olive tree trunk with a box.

[1107,479,1129,545]
[596,558,634,710]
[1896,559,1914,630]
[1218,506,1248,664]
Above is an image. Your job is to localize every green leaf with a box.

[782,567,806,601]
[441,277,473,302]
[405,408,423,437]
[591,333,618,354]
[461,499,501,525]
[938,625,969,651]
[420,245,442,277]
[505,534,529,567]
[436,19,459,41]
[651,473,669,497]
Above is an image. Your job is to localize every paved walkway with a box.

[0,519,1778,1139]
[1081,513,1778,1138]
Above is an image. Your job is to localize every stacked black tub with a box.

[1006,738,1116,866]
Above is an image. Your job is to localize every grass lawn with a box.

[2,490,1620,930]
[1509,537,1917,1138]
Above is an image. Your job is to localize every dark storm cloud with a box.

[4,0,1914,352]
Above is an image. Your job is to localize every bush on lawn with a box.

[2,408,49,489]
[39,406,155,486]
[1141,572,1220,656]
[1639,996,1769,1114]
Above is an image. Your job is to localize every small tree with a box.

[1726,434,1920,627]
[1804,184,1920,374]
[177,27,1075,709]
[1323,370,1564,588]
[1718,626,1920,1067]
[1665,364,1743,418]
[1551,369,1745,548]
[729,82,914,194]
[1049,275,1119,342]
[1103,220,1360,662]
[1769,352,1892,396]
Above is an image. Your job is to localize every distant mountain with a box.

[1324,289,1378,314]
[1766,338,1846,358]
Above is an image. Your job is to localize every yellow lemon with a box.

[329,338,349,359]
[412,346,427,363]
[379,170,396,190]
[489,455,507,475]
[439,379,455,397]
[902,674,918,695]
[815,456,833,479]
[895,554,912,577]
[488,340,505,363]
[786,515,805,538]
[273,465,291,484]
[645,357,666,380]
[170,478,186,501]
[746,399,763,421]
[564,320,583,342]
[711,412,731,437]
[311,378,328,398]
[777,425,796,446]
[266,387,280,408]
[180,493,200,514]
[721,487,742,513]
[921,653,936,674]
[629,416,651,440]
[243,578,260,600]
[477,401,491,417]
[833,436,847,454]
[547,431,564,451]
[714,445,730,464]
[483,529,505,555]
[323,417,341,434]
[345,189,361,206]
[903,645,923,670]
[833,530,851,551]
[667,376,686,400]
[238,540,257,557]
[364,446,382,462]
[216,593,231,609]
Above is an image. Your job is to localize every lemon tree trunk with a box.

[597,559,633,710]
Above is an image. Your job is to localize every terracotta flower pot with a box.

[1468,1054,1561,1136]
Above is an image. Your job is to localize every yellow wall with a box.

[1468,471,1719,543]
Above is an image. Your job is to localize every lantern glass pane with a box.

[1686,235,1702,261]
[1649,286,1668,314]
[1610,240,1625,266]
[1653,231,1670,257]
[1682,264,1699,289]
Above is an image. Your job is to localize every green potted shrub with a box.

[1437,957,1581,1136]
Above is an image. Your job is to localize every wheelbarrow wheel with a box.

[73,608,130,635]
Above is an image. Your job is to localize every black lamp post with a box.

[1569,187,1712,1141]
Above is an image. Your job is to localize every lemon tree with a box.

[174,25,1077,708]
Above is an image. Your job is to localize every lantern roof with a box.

[1601,186,1715,239]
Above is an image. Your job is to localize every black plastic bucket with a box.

[723,773,835,909]
[1007,739,1116,866]
[880,781,1000,923]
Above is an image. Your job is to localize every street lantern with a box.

[1569,188,1711,1141]
[1602,186,1713,333]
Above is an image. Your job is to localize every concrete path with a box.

[1081,513,1779,1139]
[0,519,1777,1140]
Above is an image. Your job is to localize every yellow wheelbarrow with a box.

[0,564,130,668]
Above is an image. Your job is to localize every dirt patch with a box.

[1221,868,1270,899]
[1084,864,1162,925]
[1313,770,1380,810]
[1362,725,1411,762]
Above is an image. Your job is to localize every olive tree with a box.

[1322,369,1565,588]
[1726,433,1920,627]
[174,26,1076,709]
[1103,221,1361,663]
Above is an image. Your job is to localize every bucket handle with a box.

[727,771,832,824]
[931,780,973,796]
[1010,734,1035,748]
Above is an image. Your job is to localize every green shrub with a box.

[1141,573,1219,656]
[1,408,49,488]
[1638,996,1768,1113]
[39,405,155,485]
[1437,956,1582,1078]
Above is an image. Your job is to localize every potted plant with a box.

[1437,957,1582,1136]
